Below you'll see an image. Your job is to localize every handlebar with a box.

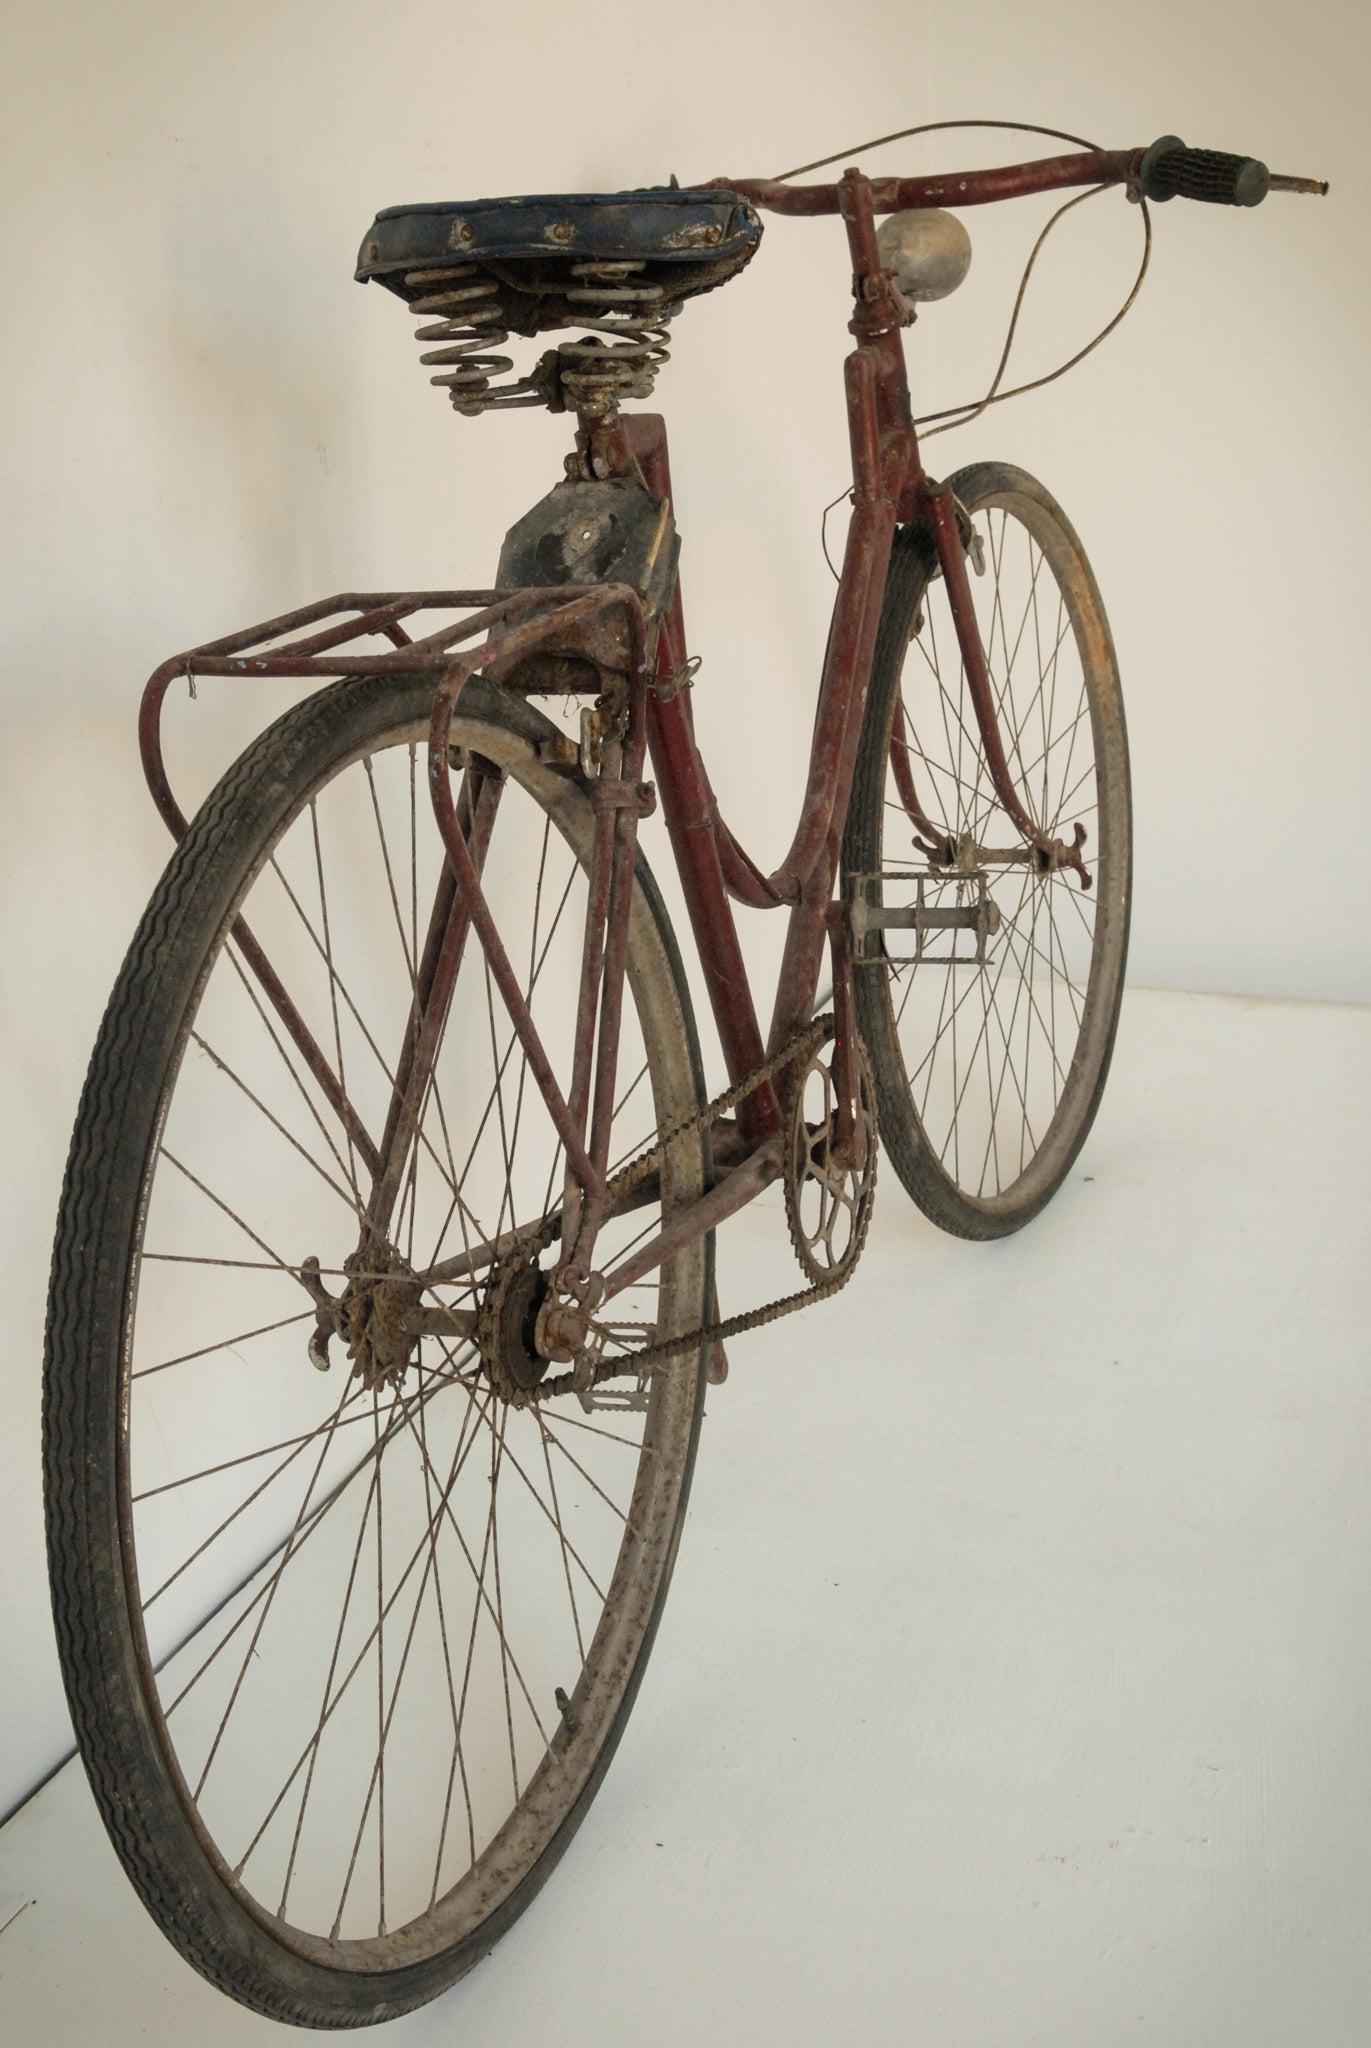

[722,138,1328,217]
[1134,136,1336,206]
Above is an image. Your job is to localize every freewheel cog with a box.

[477,1259,553,1407]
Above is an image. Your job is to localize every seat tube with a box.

[625,415,779,1138]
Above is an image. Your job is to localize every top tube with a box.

[721,147,1139,215]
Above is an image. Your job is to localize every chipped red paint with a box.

[134,152,1142,1292]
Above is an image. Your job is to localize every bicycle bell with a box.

[876,207,972,304]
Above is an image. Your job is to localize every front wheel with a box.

[843,463,1132,1238]
[44,672,710,2024]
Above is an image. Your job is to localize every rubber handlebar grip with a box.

[1139,137,1270,207]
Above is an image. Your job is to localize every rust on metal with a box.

[132,140,1141,1349]
[366,763,504,1240]
[722,148,1142,216]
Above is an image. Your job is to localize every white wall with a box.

[2,0,1365,1822]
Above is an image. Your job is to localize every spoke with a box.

[903,882,1026,1094]
[323,1387,398,1938]
[538,1407,653,1455]
[277,1394,390,1917]
[975,905,1044,1192]
[536,1412,586,1666]
[145,1254,388,1278]
[489,818,556,1245]
[422,857,581,1273]
[309,799,363,1212]
[1000,896,1088,1029]
[912,616,987,829]
[374,1391,387,1934]
[922,590,973,831]
[1041,892,1090,1026]
[1042,870,1060,1175]
[996,540,1060,802]
[403,1392,555,1742]
[541,1422,640,1534]
[279,1368,488,1920]
[976,927,1003,1196]
[612,1058,651,1126]
[488,1412,522,1803]
[1057,876,1099,949]
[363,752,418,984]
[223,946,368,1200]
[992,907,1075,1089]
[132,1309,314,1382]
[600,1204,670,1277]
[189,1365,360,1798]
[1023,857,1042,1155]
[1044,675,1092,838]
[232,1382,497,1889]
[116,701,700,1944]
[133,1399,388,1502]
[143,1372,362,1613]
[158,1149,298,1286]
[410,744,420,974]
[878,495,1114,1205]
[160,1361,474,1715]
[187,1031,364,1220]
[415,1390,474,1902]
[1014,693,1092,794]
[462,1400,610,1602]
[482,958,519,1251]
[894,732,996,817]
[267,848,465,1210]
[919,879,1037,1158]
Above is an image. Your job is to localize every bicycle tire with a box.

[44,670,710,2025]
[844,462,1132,1237]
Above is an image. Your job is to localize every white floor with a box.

[2,987,1368,2047]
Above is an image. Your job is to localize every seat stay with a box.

[364,762,504,1244]
[424,585,657,1208]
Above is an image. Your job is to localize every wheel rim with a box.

[116,695,703,1968]
[874,480,1128,1212]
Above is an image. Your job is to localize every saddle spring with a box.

[405,259,675,418]
[406,265,536,417]
[556,261,674,416]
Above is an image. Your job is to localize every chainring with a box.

[783,1033,878,1288]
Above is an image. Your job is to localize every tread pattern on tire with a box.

[843,463,1133,1240]
[45,672,710,2025]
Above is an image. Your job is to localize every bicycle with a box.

[42,123,1325,2026]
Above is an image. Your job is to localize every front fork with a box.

[922,483,1092,887]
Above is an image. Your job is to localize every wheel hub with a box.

[299,1239,424,1390]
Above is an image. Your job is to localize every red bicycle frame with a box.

[630,158,1113,1141]
[138,145,1145,1318]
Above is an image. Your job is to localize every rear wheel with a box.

[44,672,709,2024]
[844,462,1132,1238]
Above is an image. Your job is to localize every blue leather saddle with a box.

[356,187,762,335]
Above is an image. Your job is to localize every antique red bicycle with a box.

[44,123,1324,2025]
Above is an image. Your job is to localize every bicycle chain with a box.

[536,1012,877,1400]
